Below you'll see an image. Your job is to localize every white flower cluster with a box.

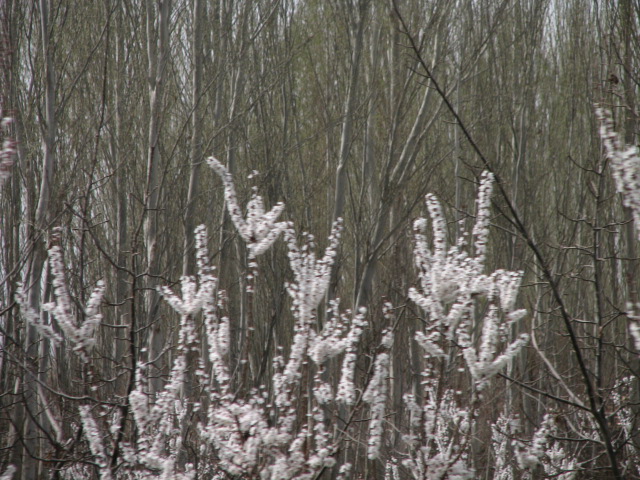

[335,306,367,405]
[17,245,105,362]
[198,258,366,478]
[460,299,528,391]
[409,172,528,390]
[515,414,576,479]
[128,352,194,479]
[78,406,113,480]
[17,158,391,479]
[79,230,215,480]
[0,466,15,480]
[384,460,400,480]
[207,156,286,257]
[283,220,342,323]
[203,391,277,476]
[630,321,640,352]
[491,413,515,480]
[403,387,473,480]
[158,226,217,318]
[308,301,367,407]
[270,221,346,413]
[596,108,640,358]
[182,170,379,479]
[363,327,394,459]
[611,377,640,476]
[124,227,215,479]
[596,107,640,239]
[401,173,529,479]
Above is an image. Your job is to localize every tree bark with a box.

[21,1,57,477]
[183,0,204,278]
[145,0,171,395]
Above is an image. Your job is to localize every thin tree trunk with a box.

[21,1,57,477]
[217,0,252,390]
[183,0,204,278]
[112,0,129,397]
[621,0,640,449]
[145,0,171,395]
[177,0,205,466]
[332,0,367,226]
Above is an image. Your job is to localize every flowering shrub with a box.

[12,144,639,479]
[11,158,393,479]
[399,172,529,479]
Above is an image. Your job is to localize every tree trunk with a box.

[144,0,171,395]
[183,0,204,278]
[21,1,57,477]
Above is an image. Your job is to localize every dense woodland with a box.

[1,0,640,478]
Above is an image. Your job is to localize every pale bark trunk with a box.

[621,0,640,448]
[145,0,171,395]
[217,0,252,389]
[113,1,129,396]
[178,0,204,466]
[21,1,57,477]
[183,0,204,278]
[332,0,368,225]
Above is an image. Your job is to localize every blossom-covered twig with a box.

[79,406,113,480]
[158,227,217,317]
[515,414,576,479]
[363,327,394,459]
[596,107,640,239]
[274,220,344,407]
[409,173,528,388]
[403,387,473,479]
[596,107,640,355]
[207,156,286,257]
[0,466,15,480]
[17,245,105,362]
[401,173,529,478]
[283,219,343,323]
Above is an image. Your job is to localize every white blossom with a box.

[403,174,528,478]
[384,460,400,480]
[15,282,63,344]
[283,219,343,323]
[472,171,494,269]
[516,414,555,470]
[158,227,216,317]
[79,406,112,480]
[410,174,528,391]
[309,303,351,365]
[460,306,529,390]
[402,387,474,480]
[336,308,367,405]
[363,328,394,459]
[207,156,286,257]
[492,414,515,480]
[17,245,105,362]
[596,107,640,239]
[513,414,576,480]
[0,466,15,480]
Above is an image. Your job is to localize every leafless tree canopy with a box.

[1,1,640,479]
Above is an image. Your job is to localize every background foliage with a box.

[1,0,639,478]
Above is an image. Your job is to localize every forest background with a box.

[1,0,639,479]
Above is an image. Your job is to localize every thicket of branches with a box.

[1,1,640,479]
